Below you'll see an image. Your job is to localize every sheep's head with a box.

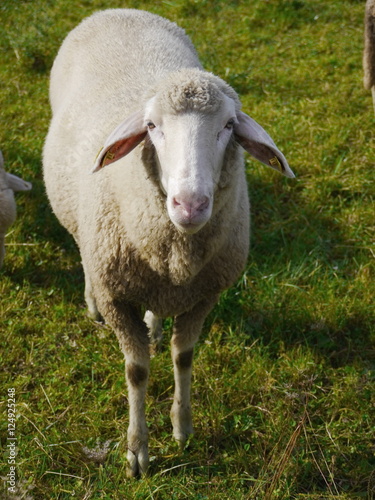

[0,150,32,267]
[92,70,294,234]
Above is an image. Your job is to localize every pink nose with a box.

[172,195,210,221]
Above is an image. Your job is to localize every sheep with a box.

[43,9,294,477]
[364,0,375,109]
[0,150,32,268]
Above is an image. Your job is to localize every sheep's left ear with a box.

[234,111,295,178]
[6,173,32,192]
[92,110,147,172]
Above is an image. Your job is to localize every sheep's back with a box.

[44,9,203,241]
[49,9,202,116]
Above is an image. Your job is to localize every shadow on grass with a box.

[208,173,374,369]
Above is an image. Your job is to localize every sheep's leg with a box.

[144,310,163,356]
[170,298,217,448]
[107,302,151,477]
[125,353,150,477]
[85,277,100,320]
[81,259,100,320]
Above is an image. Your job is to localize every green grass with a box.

[0,0,374,498]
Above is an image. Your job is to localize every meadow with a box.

[0,0,374,498]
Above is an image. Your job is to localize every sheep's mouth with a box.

[172,217,209,234]
[175,223,204,234]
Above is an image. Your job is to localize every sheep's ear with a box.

[92,110,147,172]
[6,173,32,192]
[234,111,295,178]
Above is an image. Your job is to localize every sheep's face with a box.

[144,92,238,234]
[92,70,293,234]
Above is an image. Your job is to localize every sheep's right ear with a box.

[92,110,147,172]
[6,173,32,192]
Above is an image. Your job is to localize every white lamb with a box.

[0,150,32,268]
[43,9,294,477]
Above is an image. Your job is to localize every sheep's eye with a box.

[225,118,235,130]
[147,121,156,130]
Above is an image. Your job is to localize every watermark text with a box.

[6,388,17,494]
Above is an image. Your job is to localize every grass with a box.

[0,0,374,498]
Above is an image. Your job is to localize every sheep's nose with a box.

[168,191,213,233]
[172,195,210,220]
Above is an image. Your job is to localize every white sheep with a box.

[43,9,294,477]
[364,0,375,109]
[0,150,32,268]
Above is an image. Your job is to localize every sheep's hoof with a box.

[173,428,193,452]
[171,404,193,450]
[176,438,187,452]
[126,447,149,478]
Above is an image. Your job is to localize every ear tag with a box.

[94,148,116,169]
[104,151,115,161]
[269,155,284,172]
[100,150,116,167]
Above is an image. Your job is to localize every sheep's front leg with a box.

[170,298,217,448]
[125,354,149,477]
[106,302,150,477]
